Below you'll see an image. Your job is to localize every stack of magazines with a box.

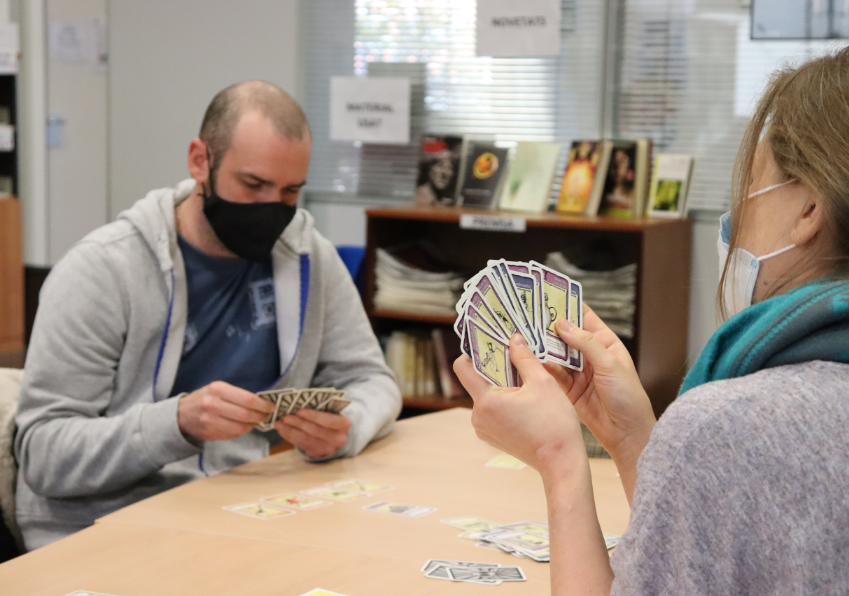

[545,251,637,339]
[374,243,465,317]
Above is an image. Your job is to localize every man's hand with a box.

[275,409,351,459]
[178,381,275,442]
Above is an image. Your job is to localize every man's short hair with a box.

[199,81,310,168]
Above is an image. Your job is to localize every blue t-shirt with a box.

[171,235,280,395]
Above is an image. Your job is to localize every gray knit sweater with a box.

[611,361,849,595]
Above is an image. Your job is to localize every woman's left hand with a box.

[453,333,588,481]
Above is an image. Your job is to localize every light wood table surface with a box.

[0,408,629,595]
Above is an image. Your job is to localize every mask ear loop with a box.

[746,179,795,200]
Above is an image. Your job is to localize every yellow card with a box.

[223,502,295,520]
[485,454,527,469]
[326,478,394,494]
[301,487,370,502]
[441,516,501,532]
[260,493,332,510]
[298,590,350,596]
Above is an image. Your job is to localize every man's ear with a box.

[187,138,210,184]
[790,189,826,248]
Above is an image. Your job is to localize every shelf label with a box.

[459,213,526,233]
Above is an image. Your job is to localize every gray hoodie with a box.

[14,179,402,550]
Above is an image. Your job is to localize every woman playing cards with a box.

[455,48,849,595]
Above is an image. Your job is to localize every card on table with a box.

[259,493,332,511]
[441,517,502,532]
[326,479,393,494]
[485,453,527,469]
[363,501,436,517]
[298,590,352,596]
[499,520,549,536]
[223,502,295,520]
[301,486,371,502]
[446,566,502,585]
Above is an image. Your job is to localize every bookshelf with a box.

[364,205,693,417]
[0,197,23,355]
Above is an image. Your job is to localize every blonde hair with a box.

[718,46,849,320]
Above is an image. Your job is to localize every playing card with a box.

[485,454,527,469]
[288,389,312,415]
[467,290,510,339]
[481,529,550,554]
[323,396,351,414]
[505,262,547,357]
[273,389,297,421]
[500,521,549,537]
[491,260,539,350]
[463,302,503,342]
[441,517,502,532]
[223,502,295,520]
[260,493,332,511]
[301,487,370,502]
[421,559,499,574]
[326,479,393,494]
[494,567,527,581]
[447,566,502,584]
[604,532,621,550]
[568,279,584,371]
[467,318,519,388]
[297,590,352,596]
[530,260,573,368]
[363,501,436,517]
[469,272,522,339]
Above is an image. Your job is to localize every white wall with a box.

[108,0,301,216]
[45,0,108,264]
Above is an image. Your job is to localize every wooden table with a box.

[0,409,629,595]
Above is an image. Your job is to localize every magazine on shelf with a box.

[595,140,652,217]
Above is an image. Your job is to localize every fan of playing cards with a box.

[255,388,351,432]
[455,259,583,388]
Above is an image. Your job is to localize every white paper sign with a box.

[0,22,18,74]
[460,213,527,233]
[476,0,562,58]
[330,76,411,145]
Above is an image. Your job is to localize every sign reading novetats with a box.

[330,76,411,144]
[476,0,562,58]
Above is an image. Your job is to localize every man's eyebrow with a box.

[238,171,306,190]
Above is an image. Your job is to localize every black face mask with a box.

[201,175,297,262]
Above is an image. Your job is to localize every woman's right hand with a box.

[546,304,656,501]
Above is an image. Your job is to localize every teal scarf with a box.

[680,279,849,395]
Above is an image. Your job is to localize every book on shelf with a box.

[646,154,695,218]
[556,140,606,214]
[431,327,465,398]
[385,330,461,399]
[457,141,510,209]
[497,141,561,213]
[414,134,464,206]
[595,140,653,217]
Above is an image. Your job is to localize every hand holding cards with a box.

[456,259,583,387]
[254,388,351,432]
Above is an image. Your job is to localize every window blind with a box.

[615,0,847,212]
[300,0,608,201]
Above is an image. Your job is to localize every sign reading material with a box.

[476,0,562,58]
[460,213,527,233]
[330,76,411,144]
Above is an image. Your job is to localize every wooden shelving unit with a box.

[0,197,24,355]
[364,205,693,416]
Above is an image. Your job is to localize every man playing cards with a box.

[14,82,402,550]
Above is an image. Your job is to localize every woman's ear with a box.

[790,188,826,248]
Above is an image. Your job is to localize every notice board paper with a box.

[476,0,562,58]
[330,76,411,145]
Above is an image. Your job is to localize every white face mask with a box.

[717,180,797,317]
